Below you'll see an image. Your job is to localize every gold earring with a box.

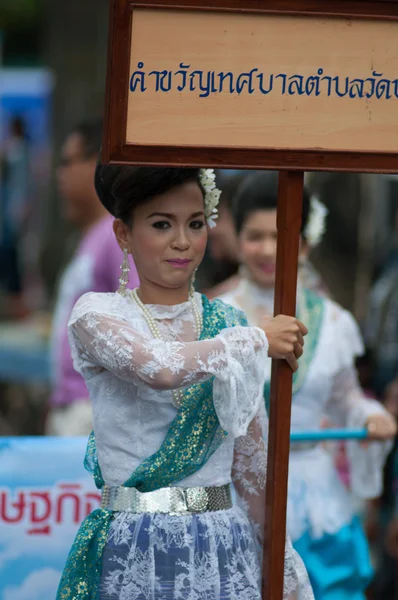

[118,249,130,296]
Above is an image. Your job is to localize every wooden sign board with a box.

[103,0,398,172]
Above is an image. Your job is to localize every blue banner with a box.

[0,437,98,599]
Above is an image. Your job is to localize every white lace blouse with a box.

[68,291,269,490]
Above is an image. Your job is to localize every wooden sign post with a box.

[102,2,398,598]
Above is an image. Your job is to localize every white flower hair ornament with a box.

[199,168,221,229]
[304,196,328,247]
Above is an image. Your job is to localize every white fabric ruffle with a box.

[287,447,353,541]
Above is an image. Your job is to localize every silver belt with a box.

[101,484,232,515]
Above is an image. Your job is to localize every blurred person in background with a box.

[0,116,31,319]
[366,207,398,401]
[205,171,329,300]
[47,119,139,436]
[365,205,398,599]
[220,171,396,600]
[196,170,242,297]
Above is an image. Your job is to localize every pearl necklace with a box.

[131,289,203,407]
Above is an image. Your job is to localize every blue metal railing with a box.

[290,428,368,442]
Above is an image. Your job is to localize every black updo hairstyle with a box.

[232,171,311,238]
[95,162,204,225]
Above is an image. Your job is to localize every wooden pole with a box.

[262,170,304,600]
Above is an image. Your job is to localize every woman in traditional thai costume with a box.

[220,171,397,600]
[56,166,314,600]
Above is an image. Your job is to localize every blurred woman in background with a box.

[220,171,396,600]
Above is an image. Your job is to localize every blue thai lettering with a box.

[276,73,287,94]
[321,75,333,96]
[218,72,235,93]
[365,71,382,98]
[256,73,273,94]
[349,78,364,98]
[148,69,172,92]
[210,71,217,95]
[236,68,258,94]
[305,69,323,96]
[189,70,214,98]
[130,62,146,92]
[211,74,218,93]
[130,62,396,102]
[376,77,392,99]
[288,75,304,95]
[175,63,191,91]
[333,76,349,97]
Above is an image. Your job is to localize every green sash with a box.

[56,295,247,600]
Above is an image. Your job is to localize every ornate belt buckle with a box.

[185,487,208,513]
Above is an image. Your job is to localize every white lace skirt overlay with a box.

[287,448,353,542]
[99,507,313,600]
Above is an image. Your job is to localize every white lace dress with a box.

[221,279,392,543]
[68,291,314,600]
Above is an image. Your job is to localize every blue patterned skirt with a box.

[99,507,261,600]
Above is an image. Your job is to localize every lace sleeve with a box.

[232,404,314,600]
[68,299,268,436]
[232,403,268,546]
[326,366,392,498]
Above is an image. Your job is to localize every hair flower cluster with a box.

[200,169,221,229]
[304,196,328,247]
